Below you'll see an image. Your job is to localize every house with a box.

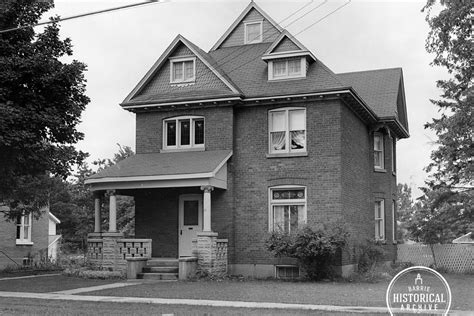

[452,232,473,244]
[0,207,61,269]
[84,2,408,278]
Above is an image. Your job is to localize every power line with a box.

[0,1,163,34]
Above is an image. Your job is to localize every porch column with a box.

[94,193,102,233]
[201,185,213,232]
[108,190,117,232]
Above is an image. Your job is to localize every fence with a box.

[397,244,474,273]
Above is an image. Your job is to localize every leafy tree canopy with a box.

[0,0,89,218]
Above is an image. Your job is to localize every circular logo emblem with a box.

[386,266,451,315]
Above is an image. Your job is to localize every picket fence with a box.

[397,244,474,273]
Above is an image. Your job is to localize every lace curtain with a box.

[290,130,305,149]
[271,131,286,150]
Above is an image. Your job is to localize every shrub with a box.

[265,222,349,280]
[62,267,125,279]
[357,240,387,273]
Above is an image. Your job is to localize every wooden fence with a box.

[397,244,473,273]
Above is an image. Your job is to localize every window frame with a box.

[16,213,33,245]
[268,107,307,155]
[374,132,385,170]
[268,58,306,81]
[163,116,205,150]
[169,56,196,84]
[244,20,263,44]
[375,199,385,241]
[268,185,307,233]
[392,200,396,243]
[391,137,396,174]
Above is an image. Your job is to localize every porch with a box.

[84,150,232,279]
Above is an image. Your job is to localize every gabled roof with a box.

[262,30,316,62]
[49,212,60,224]
[210,2,283,51]
[338,68,409,136]
[122,35,241,106]
[453,232,473,244]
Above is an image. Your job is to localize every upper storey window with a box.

[244,21,263,44]
[374,132,384,170]
[170,57,195,83]
[164,116,204,150]
[268,58,306,81]
[269,108,306,154]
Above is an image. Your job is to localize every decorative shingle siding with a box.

[135,105,234,154]
[131,43,233,103]
[232,99,345,265]
[220,8,280,48]
[272,37,301,53]
[0,212,49,268]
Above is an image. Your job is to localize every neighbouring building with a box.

[85,2,409,278]
[0,208,61,268]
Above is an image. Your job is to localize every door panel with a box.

[179,194,202,257]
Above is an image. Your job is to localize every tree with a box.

[0,1,89,218]
[397,183,422,242]
[422,0,473,190]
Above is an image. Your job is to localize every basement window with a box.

[275,265,300,279]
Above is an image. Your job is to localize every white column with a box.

[201,186,214,232]
[108,190,117,232]
[94,194,101,233]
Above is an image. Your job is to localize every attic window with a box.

[170,57,195,83]
[244,21,263,44]
[268,58,306,80]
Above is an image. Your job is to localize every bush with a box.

[62,267,125,279]
[357,240,387,273]
[265,222,349,280]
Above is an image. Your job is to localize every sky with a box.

[41,0,449,198]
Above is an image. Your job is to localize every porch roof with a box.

[85,150,232,191]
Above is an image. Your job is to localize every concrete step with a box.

[146,258,178,267]
[142,266,178,273]
[137,272,178,280]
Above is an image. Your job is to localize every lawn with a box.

[0,274,120,293]
[84,274,473,311]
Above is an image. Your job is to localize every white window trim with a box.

[169,56,196,84]
[392,200,396,243]
[268,107,307,155]
[374,132,385,170]
[268,58,306,81]
[375,199,385,241]
[163,116,205,150]
[16,213,33,245]
[244,20,263,44]
[391,137,396,174]
[268,185,307,232]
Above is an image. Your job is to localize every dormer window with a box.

[268,58,306,80]
[170,57,195,83]
[244,21,263,44]
[163,116,204,150]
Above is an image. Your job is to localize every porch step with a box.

[142,266,178,273]
[137,272,178,280]
[137,258,179,280]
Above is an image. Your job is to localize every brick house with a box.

[85,2,408,278]
[0,208,61,268]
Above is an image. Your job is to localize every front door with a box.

[178,194,203,257]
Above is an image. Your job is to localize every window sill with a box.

[266,152,308,158]
[160,147,205,153]
[170,81,195,87]
[16,241,33,246]
[268,76,306,82]
[374,168,387,173]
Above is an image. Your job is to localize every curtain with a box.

[273,206,285,232]
[271,131,286,150]
[290,131,305,149]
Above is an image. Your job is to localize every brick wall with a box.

[136,105,233,153]
[0,211,49,268]
[232,99,344,265]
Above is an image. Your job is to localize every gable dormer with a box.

[262,31,317,81]
[210,2,282,50]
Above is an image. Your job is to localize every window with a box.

[276,265,300,279]
[269,186,306,233]
[269,58,305,80]
[374,132,384,170]
[163,116,204,150]
[244,21,262,44]
[16,213,32,245]
[392,200,396,243]
[391,137,396,173]
[375,199,385,241]
[170,57,195,83]
[269,108,306,154]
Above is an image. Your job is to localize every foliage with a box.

[266,223,349,280]
[396,183,422,242]
[62,267,125,279]
[357,240,387,273]
[0,1,89,218]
